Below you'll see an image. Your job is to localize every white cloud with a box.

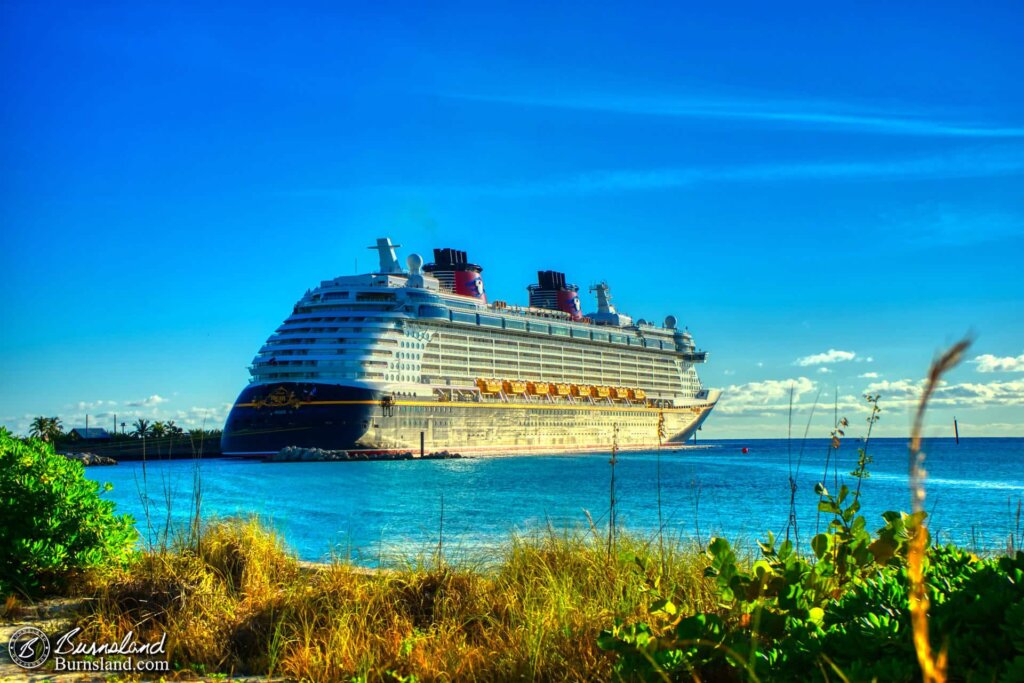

[938,380,1024,406]
[795,349,857,366]
[716,377,817,415]
[864,378,924,397]
[863,378,1024,407]
[973,352,1024,373]
[756,362,764,368]
[859,372,880,379]
[126,394,169,407]
[818,367,832,374]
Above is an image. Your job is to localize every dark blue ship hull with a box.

[221,382,380,456]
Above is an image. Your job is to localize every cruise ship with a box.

[221,238,720,456]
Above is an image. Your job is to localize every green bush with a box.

[597,396,1024,681]
[822,546,1024,682]
[0,428,137,597]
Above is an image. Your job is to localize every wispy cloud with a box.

[444,91,1024,138]
[68,399,118,412]
[292,148,1024,198]
[882,205,1024,247]
[126,394,169,408]
[1,397,233,436]
[795,349,857,366]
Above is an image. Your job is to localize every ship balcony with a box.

[680,351,708,363]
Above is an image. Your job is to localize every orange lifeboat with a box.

[595,386,611,399]
[528,381,551,396]
[477,378,502,394]
[503,380,527,395]
[554,383,572,397]
[572,384,594,397]
[633,388,647,401]
[611,387,630,400]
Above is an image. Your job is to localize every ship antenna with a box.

[589,281,616,314]
[368,237,404,274]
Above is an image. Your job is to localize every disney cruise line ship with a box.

[221,238,720,456]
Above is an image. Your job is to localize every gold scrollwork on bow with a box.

[252,386,302,410]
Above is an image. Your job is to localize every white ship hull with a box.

[357,393,719,454]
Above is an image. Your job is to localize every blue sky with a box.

[1,1,1022,438]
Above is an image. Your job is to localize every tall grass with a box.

[906,340,971,683]
[76,519,717,680]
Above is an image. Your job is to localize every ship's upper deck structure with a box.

[249,238,710,404]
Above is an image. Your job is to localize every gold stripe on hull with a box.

[236,398,714,414]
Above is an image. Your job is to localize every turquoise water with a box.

[86,438,1024,563]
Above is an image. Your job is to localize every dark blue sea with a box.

[86,438,1023,563]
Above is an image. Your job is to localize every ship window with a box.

[478,315,502,327]
[550,326,569,337]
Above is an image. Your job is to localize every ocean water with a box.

[85,438,1024,563]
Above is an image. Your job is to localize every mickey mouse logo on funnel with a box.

[8,626,51,669]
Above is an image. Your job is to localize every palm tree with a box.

[165,420,184,436]
[151,421,167,438]
[132,418,152,438]
[29,416,48,441]
[29,416,63,443]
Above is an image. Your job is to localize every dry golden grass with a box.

[76,519,716,681]
[906,339,971,683]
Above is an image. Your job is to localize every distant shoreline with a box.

[48,434,1021,467]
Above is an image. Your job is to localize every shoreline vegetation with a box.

[27,416,224,460]
[3,340,1024,681]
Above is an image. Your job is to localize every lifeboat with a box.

[528,382,551,395]
[476,378,502,394]
[633,389,647,401]
[595,386,611,399]
[572,384,594,397]
[503,380,527,395]
[611,387,630,400]
[554,383,572,397]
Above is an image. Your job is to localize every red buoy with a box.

[741,447,749,454]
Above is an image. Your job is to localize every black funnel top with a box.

[424,248,482,273]
[536,270,567,290]
[432,248,468,267]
